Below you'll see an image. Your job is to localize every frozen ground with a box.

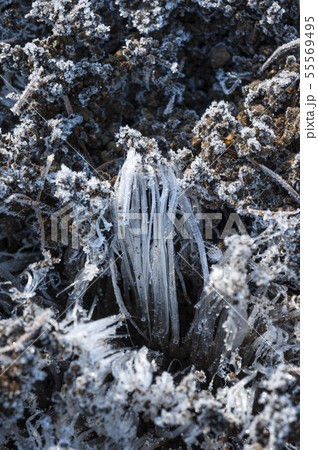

[0,1,299,449]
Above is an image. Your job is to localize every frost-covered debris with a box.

[115,0,183,34]
[0,0,299,448]
[27,0,111,40]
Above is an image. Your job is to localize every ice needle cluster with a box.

[110,135,208,354]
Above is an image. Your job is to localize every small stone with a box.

[101,150,109,161]
[210,44,231,68]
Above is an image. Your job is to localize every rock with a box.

[210,44,231,68]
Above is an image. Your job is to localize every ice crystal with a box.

[110,134,208,353]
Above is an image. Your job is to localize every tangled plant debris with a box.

[0,0,299,448]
